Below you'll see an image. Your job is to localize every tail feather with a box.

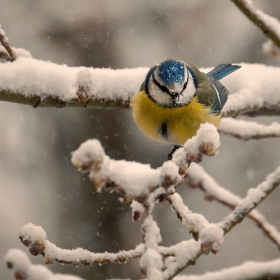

[207,64,241,80]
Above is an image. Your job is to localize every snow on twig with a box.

[174,258,280,280]
[218,118,280,140]
[0,25,17,61]
[262,39,279,57]
[18,221,204,278]
[166,193,223,254]
[71,124,220,203]
[19,223,144,265]
[231,0,280,49]
[163,165,280,279]
[221,63,280,117]
[0,55,280,117]
[219,165,280,233]
[140,215,164,279]
[187,163,280,249]
[5,249,84,280]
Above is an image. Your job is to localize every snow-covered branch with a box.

[174,258,280,280]
[18,222,203,280]
[219,118,280,140]
[140,215,164,279]
[231,0,280,49]
[71,123,220,203]
[219,165,280,234]
[166,193,223,254]
[186,163,280,249]
[0,56,141,109]
[221,63,280,117]
[1,55,280,118]
[163,165,280,279]
[17,160,280,280]
[5,249,84,280]
[19,223,144,266]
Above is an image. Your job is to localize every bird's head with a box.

[145,59,197,107]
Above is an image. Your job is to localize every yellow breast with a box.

[130,90,220,145]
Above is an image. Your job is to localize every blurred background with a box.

[0,0,280,279]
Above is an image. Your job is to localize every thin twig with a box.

[231,0,280,49]
[0,25,17,61]
[0,51,12,61]
[220,168,280,233]
[186,163,280,249]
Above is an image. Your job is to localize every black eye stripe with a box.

[152,73,171,94]
[181,70,189,94]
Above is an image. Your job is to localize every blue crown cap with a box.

[158,59,185,85]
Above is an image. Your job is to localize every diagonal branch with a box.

[186,163,280,249]
[219,166,280,233]
[0,25,17,61]
[163,165,280,280]
[231,0,280,49]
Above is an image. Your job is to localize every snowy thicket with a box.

[2,1,280,280]
[14,129,280,279]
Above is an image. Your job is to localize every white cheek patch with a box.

[148,75,173,106]
[181,71,196,105]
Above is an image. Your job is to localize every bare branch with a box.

[231,0,280,49]
[0,51,13,61]
[0,25,17,61]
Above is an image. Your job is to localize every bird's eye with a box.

[182,81,188,92]
[152,74,170,94]
[156,82,170,94]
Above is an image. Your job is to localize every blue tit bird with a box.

[130,59,241,159]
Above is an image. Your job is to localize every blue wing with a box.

[204,64,241,114]
[206,64,241,80]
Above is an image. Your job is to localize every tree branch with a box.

[5,249,84,280]
[218,118,280,140]
[0,25,17,61]
[1,56,280,119]
[186,163,280,250]
[231,0,280,49]
[173,258,280,280]
[71,123,220,203]
[219,166,280,234]
[19,223,144,265]
[163,165,280,279]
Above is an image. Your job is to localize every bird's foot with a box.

[167,145,182,160]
